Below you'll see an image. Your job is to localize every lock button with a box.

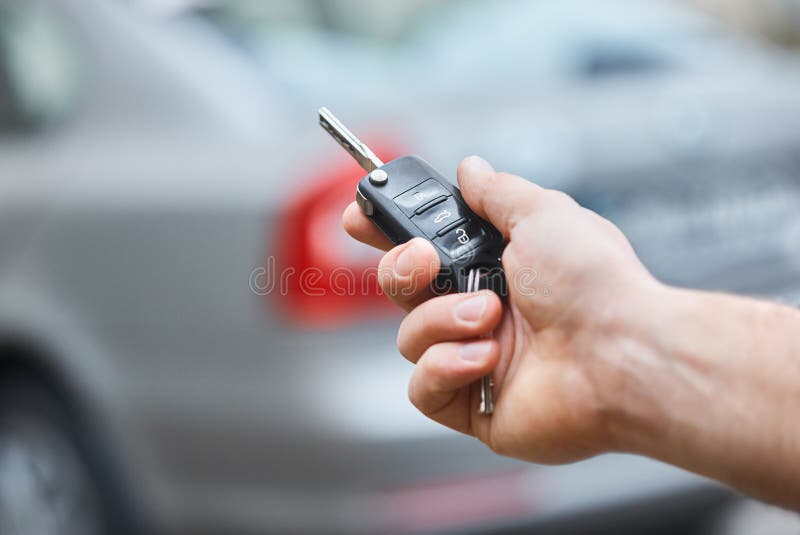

[434,219,487,259]
[394,179,451,217]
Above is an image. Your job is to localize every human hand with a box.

[342,156,660,463]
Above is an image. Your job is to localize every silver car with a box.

[1,0,799,533]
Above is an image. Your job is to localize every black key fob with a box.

[356,156,507,297]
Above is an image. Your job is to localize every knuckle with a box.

[415,301,432,331]
[396,325,412,360]
[407,380,423,411]
[501,244,521,274]
[486,433,508,456]
[545,189,577,207]
[488,171,509,191]
[418,344,447,381]
[407,355,442,413]
[377,261,396,294]
[397,311,424,360]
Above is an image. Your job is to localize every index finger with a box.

[342,201,394,251]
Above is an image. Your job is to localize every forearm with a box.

[608,285,800,507]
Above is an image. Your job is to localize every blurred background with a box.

[1,0,800,533]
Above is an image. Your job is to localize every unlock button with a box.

[434,220,487,259]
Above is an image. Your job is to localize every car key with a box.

[319,107,506,415]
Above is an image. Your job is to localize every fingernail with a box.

[454,294,487,323]
[394,244,415,277]
[460,340,493,362]
[465,155,494,174]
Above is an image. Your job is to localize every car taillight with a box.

[272,139,404,328]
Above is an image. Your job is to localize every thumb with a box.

[457,156,544,237]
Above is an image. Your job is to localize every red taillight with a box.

[272,139,404,328]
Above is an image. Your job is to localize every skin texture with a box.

[342,156,800,509]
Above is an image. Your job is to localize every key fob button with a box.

[434,220,487,258]
[436,217,468,237]
[414,195,448,215]
[394,179,450,217]
[411,197,467,238]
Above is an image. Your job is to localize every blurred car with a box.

[1,0,800,534]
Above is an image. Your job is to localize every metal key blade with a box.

[480,375,494,414]
[319,107,384,172]
[468,267,495,415]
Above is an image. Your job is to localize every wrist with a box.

[591,283,800,507]
[589,279,690,455]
